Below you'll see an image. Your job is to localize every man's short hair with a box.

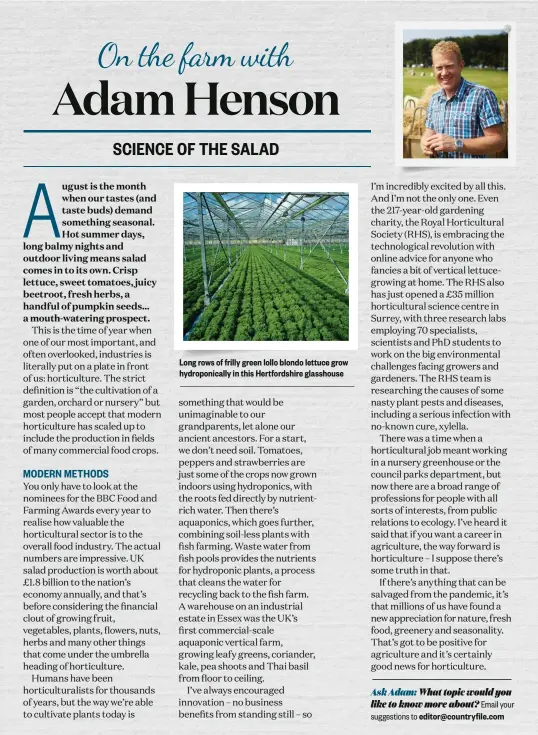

[431,41,463,62]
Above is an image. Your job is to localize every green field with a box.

[185,245,349,342]
[403,68,508,103]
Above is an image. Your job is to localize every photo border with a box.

[174,183,358,351]
[394,21,516,167]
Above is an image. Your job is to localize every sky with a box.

[403,29,506,42]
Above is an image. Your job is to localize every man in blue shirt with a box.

[421,41,506,158]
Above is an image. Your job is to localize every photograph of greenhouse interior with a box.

[401,25,511,161]
[179,191,351,345]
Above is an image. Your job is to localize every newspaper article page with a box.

[1,1,537,733]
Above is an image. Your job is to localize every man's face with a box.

[432,51,464,95]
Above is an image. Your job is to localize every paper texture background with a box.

[1,2,536,733]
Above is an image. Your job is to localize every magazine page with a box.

[1,1,536,733]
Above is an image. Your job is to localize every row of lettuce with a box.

[184,247,349,342]
[183,246,243,332]
[260,244,349,295]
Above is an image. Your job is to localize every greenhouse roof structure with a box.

[183,192,349,243]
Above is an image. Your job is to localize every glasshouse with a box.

[182,192,350,342]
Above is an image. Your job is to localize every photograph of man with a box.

[421,41,506,158]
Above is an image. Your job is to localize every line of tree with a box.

[404,34,508,68]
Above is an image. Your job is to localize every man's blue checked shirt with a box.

[425,77,504,158]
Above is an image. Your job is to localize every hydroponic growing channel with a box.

[182,192,350,342]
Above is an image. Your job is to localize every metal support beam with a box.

[302,204,349,290]
[300,216,305,270]
[226,217,232,273]
[202,194,231,278]
[287,194,332,221]
[212,192,250,240]
[235,223,238,264]
[260,193,290,231]
[196,193,211,306]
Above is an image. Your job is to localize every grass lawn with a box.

[403,68,508,103]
